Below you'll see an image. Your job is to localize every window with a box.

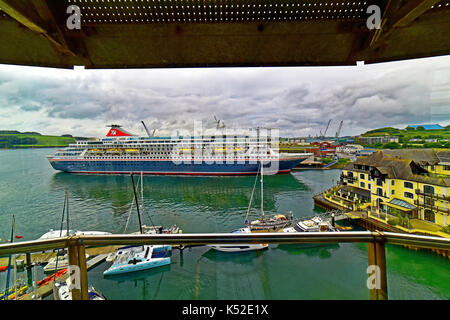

[404,181,414,189]
[360,182,365,188]
[377,188,383,196]
[404,192,414,199]
[424,210,435,223]
[360,174,365,179]
[423,185,434,195]
[376,179,382,187]
[391,180,395,185]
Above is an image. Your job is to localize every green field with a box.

[0,133,76,148]
[361,126,450,149]
[363,126,450,139]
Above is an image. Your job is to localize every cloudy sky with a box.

[0,55,449,138]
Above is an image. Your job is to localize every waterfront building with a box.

[355,136,399,145]
[330,149,450,228]
[406,124,444,130]
[336,144,364,155]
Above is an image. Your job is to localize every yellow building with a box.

[336,149,450,228]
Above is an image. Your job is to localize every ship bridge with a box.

[0,0,449,69]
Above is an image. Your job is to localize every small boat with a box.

[283,216,340,233]
[43,253,90,273]
[245,214,293,232]
[244,162,293,231]
[38,269,67,287]
[39,229,111,240]
[39,190,111,240]
[104,174,172,276]
[208,228,269,252]
[124,172,182,236]
[141,224,181,235]
[282,216,340,248]
[53,282,106,300]
[103,245,171,276]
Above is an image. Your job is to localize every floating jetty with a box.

[0,246,120,300]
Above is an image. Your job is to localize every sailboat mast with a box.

[131,174,144,235]
[66,190,70,236]
[260,162,264,217]
[4,215,15,299]
[140,171,144,219]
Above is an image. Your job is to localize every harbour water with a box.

[0,148,449,299]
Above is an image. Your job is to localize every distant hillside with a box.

[360,125,450,149]
[0,130,77,148]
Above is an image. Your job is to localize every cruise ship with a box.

[47,125,310,175]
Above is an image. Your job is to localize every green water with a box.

[0,148,449,299]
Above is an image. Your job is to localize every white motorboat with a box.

[53,282,106,300]
[283,216,340,233]
[208,228,269,252]
[39,229,111,240]
[43,253,90,273]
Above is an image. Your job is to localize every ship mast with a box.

[260,161,264,217]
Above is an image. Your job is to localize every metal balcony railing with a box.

[1,232,449,300]
[414,200,450,214]
[415,189,450,202]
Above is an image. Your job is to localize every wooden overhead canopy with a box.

[0,0,449,69]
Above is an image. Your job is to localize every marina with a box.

[1,148,449,300]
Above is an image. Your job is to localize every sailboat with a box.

[38,190,111,241]
[244,162,293,231]
[137,172,181,235]
[0,215,28,300]
[103,174,171,276]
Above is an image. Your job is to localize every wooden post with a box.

[67,239,89,300]
[77,243,89,300]
[368,238,388,300]
[67,242,81,300]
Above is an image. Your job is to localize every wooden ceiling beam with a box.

[0,0,78,56]
[370,0,442,48]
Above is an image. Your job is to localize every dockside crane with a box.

[321,119,332,138]
[335,120,343,138]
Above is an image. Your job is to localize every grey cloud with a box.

[0,56,449,137]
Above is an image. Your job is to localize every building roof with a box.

[388,198,417,210]
[346,150,450,187]
[407,124,444,130]
[0,1,449,69]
